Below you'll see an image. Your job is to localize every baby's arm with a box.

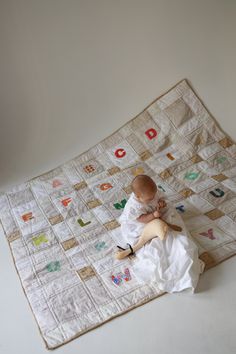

[136,210,160,224]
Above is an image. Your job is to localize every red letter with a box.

[145,128,157,140]
[115,148,126,158]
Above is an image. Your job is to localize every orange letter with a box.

[61,197,72,207]
[22,212,34,222]
[166,153,175,160]
[100,183,113,191]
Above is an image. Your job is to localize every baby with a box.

[118,174,205,293]
[118,174,167,248]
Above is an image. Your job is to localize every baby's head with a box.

[131,174,157,204]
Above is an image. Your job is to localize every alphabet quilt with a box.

[1,78,236,349]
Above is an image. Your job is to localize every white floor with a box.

[1,1,236,353]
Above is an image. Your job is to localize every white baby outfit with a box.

[118,191,204,293]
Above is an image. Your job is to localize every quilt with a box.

[1,78,236,349]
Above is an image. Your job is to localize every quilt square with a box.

[43,270,81,298]
[164,98,195,128]
[174,199,202,220]
[87,173,120,203]
[51,190,88,219]
[39,170,71,195]
[75,158,105,179]
[83,232,116,263]
[25,227,57,253]
[66,210,101,238]
[105,189,129,219]
[101,264,139,298]
[8,187,35,208]
[174,163,217,193]
[124,161,156,179]
[190,224,234,251]
[199,183,235,207]
[185,125,215,151]
[107,140,139,168]
[48,284,97,322]
[207,150,236,172]
[85,276,113,306]
[12,200,49,236]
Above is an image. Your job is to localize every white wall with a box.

[0,0,236,192]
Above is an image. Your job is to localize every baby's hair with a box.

[131,174,157,196]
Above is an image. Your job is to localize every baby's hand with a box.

[157,199,167,209]
[153,210,161,218]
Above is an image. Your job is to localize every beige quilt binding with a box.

[2,77,236,350]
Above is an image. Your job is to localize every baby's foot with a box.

[115,243,135,260]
